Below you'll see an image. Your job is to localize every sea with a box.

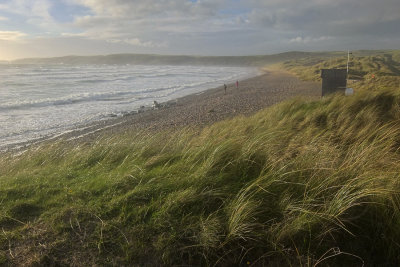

[0,64,258,150]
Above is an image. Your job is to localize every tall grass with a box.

[1,88,400,265]
[280,50,400,93]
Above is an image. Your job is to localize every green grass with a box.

[280,50,400,91]
[2,86,400,265]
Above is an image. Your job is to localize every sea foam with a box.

[0,64,259,150]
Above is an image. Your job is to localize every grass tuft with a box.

[2,83,400,265]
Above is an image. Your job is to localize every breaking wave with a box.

[0,64,259,150]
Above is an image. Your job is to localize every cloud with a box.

[0,0,52,21]
[68,0,223,19]
[0,31,27,41]
[247,0,400,37]
[107,37,166,48]
[69,0,228,34]
[0,0,68,39]
[1,0,400,59]
[289,36,333,44]
[61,0,233,49]
[65,0,400,51]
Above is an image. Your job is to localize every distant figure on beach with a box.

[224,84,227,94]
[153,100,161,109]
[236,80,239,89]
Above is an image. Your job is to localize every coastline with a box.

[3,70,321,153]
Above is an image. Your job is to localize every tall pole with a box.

[346,50,351,88]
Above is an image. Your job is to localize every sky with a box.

[0,0,399,60]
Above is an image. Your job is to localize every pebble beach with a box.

[5,70,322,152]
[58,70,321,142]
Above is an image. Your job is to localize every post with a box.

[346,50,352,86]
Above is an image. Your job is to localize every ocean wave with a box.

[0,91,138,111]
[0,81,207,111]
[0,65,258,150]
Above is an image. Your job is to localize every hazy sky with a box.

[0,0,399,60]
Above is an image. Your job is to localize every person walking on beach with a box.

[224,83,227,94]
[236,80,239,89]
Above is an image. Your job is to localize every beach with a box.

[3,69,321,152]
[6,65,398,267]
[49,70,321,144]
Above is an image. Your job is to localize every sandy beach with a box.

[6,70,321,151]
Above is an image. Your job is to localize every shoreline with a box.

[2,70,321,153]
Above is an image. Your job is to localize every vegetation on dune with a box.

[2,50,400,265]
[281,50,400,91]
[1,85,400,265]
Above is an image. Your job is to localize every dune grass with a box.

[1,85,400,265]
[280,50,400,92]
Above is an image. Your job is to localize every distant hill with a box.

[10,52,325,66]
[11,50,396,66]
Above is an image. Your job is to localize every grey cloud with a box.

[66,0,400,54]
[68,0,231,47]
[247,0,400,37]
[70,0,224,19]
[2,0,400,59]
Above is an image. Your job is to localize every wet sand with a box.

[6,70,321,151]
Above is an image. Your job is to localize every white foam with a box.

[0,64,259,150]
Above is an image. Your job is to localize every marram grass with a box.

[280,50,400,92]
[2,88,400,265]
